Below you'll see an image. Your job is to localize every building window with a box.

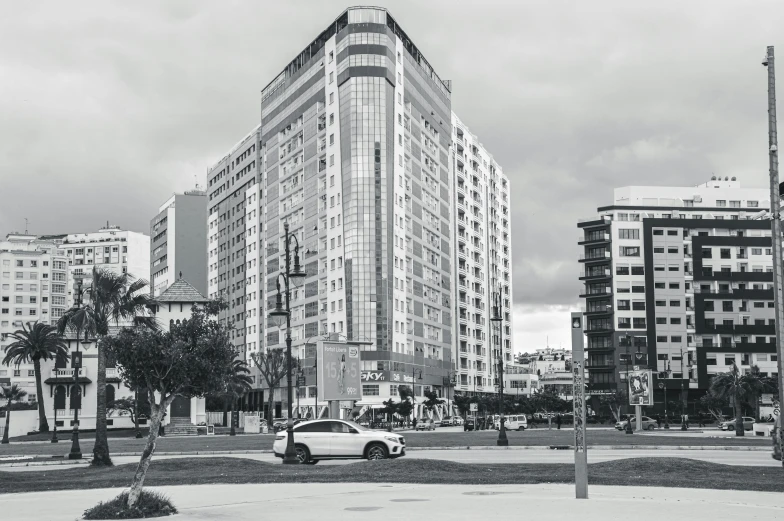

[362,385,379,396]
[620,246,640,257]
[618,229,639,240]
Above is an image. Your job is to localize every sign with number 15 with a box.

[317,341,362,401]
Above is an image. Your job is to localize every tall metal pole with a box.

[68,279,82,460]
[493,290,508,446]
[282,223,298,465]
[763,46,784,466]
[680,346,687,431]
[571,312,588,499]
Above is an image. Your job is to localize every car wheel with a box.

[366,443,389,460]
[518,426,524,431]
[294,444,311,464]
[646,424,655,431]
[728,425,735,431]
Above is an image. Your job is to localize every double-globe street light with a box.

[491,287,508,446]
[268,222,307,465]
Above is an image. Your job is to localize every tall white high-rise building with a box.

[451,114,513,397]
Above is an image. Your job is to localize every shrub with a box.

[83,490,177,519]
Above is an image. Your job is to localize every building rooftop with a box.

[156,276,209,303]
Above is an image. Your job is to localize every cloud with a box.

[585,136,686,168]
[0,0,781,332]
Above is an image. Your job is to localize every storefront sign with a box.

[361,371,387,382]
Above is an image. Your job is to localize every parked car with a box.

[772,415,781,461]
[440,417,453,427]
[464,417,476,431]
[452,416,464,426]
[615,416,657,431]
[272,419,406,464]
[501,414,528,431]
[719,417,755,432]
[415,418,435,431]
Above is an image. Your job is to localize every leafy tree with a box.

[2,321,68,433]
[599,389,628,422]
[397,385,414,426]
[423,390,445,415]
[709,362,758,436]
[697,392,728,423]
[251,348,297,426]
[1,384,28,444]
[453,393,473,418]
[103,302,236,509]
[107,395,151,426]
[57,267,156,466]
[224,360,253,436]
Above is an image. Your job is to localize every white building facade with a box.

[452,113,513,397]
[579,177,777,413]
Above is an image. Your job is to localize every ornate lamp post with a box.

[491,287,508,446]
[267,222,307,465]
[68,277,91,460]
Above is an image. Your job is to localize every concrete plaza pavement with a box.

[3,448,778,473]
[1,483,782,521]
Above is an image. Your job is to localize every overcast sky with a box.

[0,1,781,353]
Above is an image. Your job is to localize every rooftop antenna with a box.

[24,218,29,234]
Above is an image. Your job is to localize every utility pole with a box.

[763,46,784,467]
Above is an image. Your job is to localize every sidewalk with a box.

[1,483,781,520]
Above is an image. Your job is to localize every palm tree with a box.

[1,384,28,444]
[709,362,757,436]
[743,365,776,421]
[57,267,156,466]
[225,360,253,436]
[3,322,69,433]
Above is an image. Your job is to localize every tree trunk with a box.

[267,388,276,432]
[1,404,10,444]
[33,358,49,433]
[92,339,112,466]
[230,398,236,436]
[734,396,744,437]
[126,398,172,509]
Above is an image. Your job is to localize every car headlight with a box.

[384,436,401,444]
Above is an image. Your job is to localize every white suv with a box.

[273,419,406,464]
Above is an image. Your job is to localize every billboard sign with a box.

[318,341,361,401]
[628,370,653,406]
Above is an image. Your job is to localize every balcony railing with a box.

[51,368,86,378]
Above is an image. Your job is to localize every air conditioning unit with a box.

[693,195,702,203]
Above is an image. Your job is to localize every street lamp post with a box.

[624,334,633,435]
[267,222,307,465]
[68,278,88,460]
[51,401,58,443]
[411,367,422,429]
[680,347,688,431]
[491,287,508,446]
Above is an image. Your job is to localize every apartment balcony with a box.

[578,232,611,246]
[579,268,611,281]
[582,305,613,317]
[585,362,616,371]
[696,271,773,283]
[579,288,613,299]
[578,251,612,263]
[45,368,90,384]
[577,216,612,229]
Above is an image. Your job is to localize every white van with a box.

[496,415,527,431]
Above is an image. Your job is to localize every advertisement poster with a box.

[628,370,653,406]
[318,341,361,401]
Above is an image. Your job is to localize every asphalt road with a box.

[4,448,778,472]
